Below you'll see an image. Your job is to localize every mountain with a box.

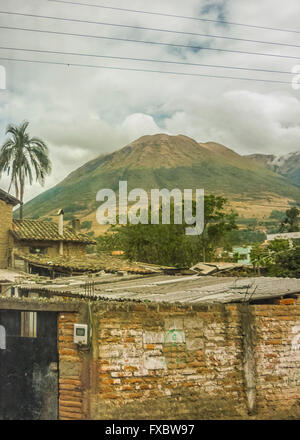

[20,134,300,231]
[246,152,300,187]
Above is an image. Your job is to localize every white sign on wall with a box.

[292,325,300,351]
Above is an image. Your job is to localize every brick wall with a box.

[254,303,300,417]
[0,200,13,269]
[90,302,247,419]
[56,300,300,420]
[58,312,86,420]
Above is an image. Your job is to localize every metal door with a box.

[0,310,58,420]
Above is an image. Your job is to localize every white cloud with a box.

[121,113,161,141]
[0,0,300,202]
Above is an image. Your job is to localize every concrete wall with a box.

[64,242,86,257]
[56,299,300,420]
[12,240,59,257]
[0,200,13,269]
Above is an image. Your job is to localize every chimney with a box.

[57,209,64,256]
[72,218,81,234]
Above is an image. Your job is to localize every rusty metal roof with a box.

[11,219,95,244]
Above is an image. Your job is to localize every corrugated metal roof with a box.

[12,219,95,244]
[17,274,300,304]
[0,269,25,283]
[93,275,300,304]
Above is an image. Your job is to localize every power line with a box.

[0,56,291,84]
[1,24,300,61]
[47,0,300,35]
[0,46,294,76]
[1,10,300,49]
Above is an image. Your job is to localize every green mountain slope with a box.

[22,134,300,222]
[246,152,300,187]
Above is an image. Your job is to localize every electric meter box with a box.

[74,324,88,345]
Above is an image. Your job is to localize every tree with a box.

[280,207,299,232]
[196,195,238,262]
[0,121,51,219]
[96,196,237,267]
[272,245,300,277]
[250,239,299,277]
[225,229,266,246]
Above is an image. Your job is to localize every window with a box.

[30,247,48,255]
[21,312,37,338]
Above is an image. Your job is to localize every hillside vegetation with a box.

[21,134,300,229]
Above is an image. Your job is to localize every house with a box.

[0,189,20,269]
[232,246,252,265]
[267,232,300,240]
[266,232,300,246]
[10,217,96,271]
[0,188,95,272]
[0,273,300,420]
[0,269,26,296]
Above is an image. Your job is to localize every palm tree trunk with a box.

[14,180,19,199]
[19,173,24,220]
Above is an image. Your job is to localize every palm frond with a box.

[0,121,51,206]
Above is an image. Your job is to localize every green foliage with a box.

[64,204,86,213]
[237,217,258,226]
[280,207,300,232]
[96,195,237,267]
[267,239,290,252]
[269,246,300,277]
[196,195,238,262]
[64,214,75,221]
[0,121,51,219]
[96,229,127,253]
[225,229,266,246]
[30,214,40,220]
[269,210,286,221]
[250,239,299,277]
[86,244,96,254]
[81,221,92,230]
[20,135,300,220]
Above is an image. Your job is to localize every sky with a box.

[0,0,300,201]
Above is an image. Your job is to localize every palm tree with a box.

[0,121,51,219]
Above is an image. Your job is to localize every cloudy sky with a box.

[0,0,300,201]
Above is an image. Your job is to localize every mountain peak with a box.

[246,151,300,187]
[21,133,300,225]
[130,133,198,145]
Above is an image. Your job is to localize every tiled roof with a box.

[14,251,158,274]
[0,188,20,206]
[11,219,95,244]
